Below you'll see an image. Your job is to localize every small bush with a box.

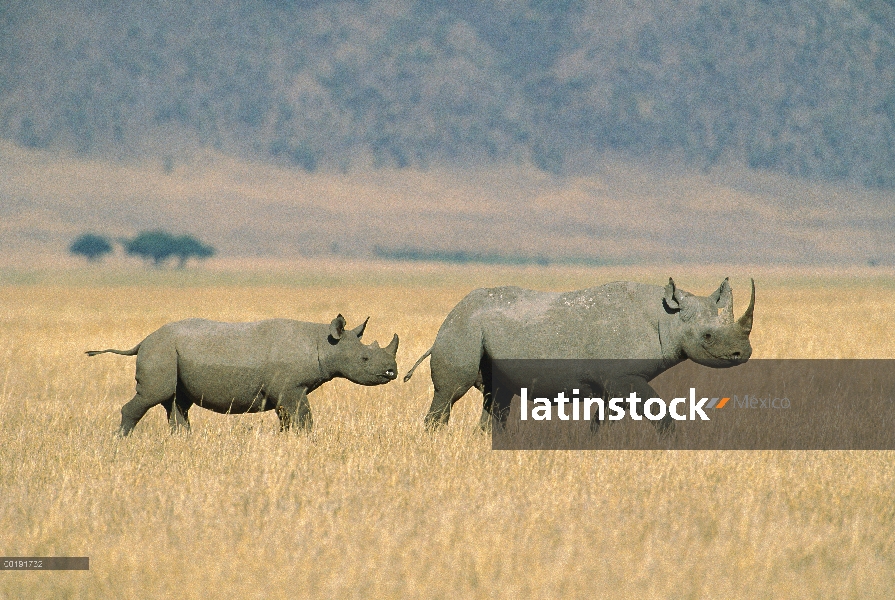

[69,233,113,262]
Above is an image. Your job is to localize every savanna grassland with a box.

[1,263,893,598]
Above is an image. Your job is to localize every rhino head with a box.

[324,314,399,384]
[664,277,754,368]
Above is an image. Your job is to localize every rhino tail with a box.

[85,343,141,357]
[403,347,433,382]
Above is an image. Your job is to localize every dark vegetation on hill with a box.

[3,0,895,186]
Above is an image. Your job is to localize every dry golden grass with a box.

[1,264,894,598]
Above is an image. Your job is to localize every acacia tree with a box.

[125,231,215,267]
[171,234,215,268]
[69,233,113,262]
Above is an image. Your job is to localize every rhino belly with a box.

[176,362,275,414]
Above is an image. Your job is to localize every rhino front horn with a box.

[737,278,755,334]
[385,333,399,356]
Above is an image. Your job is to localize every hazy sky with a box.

[2,0,894,266]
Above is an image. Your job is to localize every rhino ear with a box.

[665,278,698,321]
[664,278,681,310]
[350,317,370,339]
[329,314,347,340]
[710,278,734,322]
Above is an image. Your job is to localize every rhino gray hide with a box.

[404,278,754,432]
[88,314,399,436]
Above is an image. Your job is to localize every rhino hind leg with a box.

[425,386,469,428]
[477,372,493,433]
[118,393,166,436]
[476,361,515,433]
[475,369,493,432]
[477,405,491,432]
[117,340,178,436]
[425,349,484,429]
[478,386,515,433]
[422,316,487,428]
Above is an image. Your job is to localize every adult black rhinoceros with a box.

[88,314,399,436]
[404,278,754,431]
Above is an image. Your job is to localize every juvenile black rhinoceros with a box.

[404,278,754,431]
[88,314,399,436]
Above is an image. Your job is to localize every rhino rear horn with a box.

[711,277,734,323]
[385,333,399,356]
[351,317,370,339]
[737,278,755,334]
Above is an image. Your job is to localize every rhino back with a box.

[458,282,667,359]
[164,319,325,412]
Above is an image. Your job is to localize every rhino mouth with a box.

[704,348,748,364]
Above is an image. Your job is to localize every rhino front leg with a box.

[275,388,313,432]
[599,376,675,436]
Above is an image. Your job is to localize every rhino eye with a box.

[362,356,369,362]
[703,333,713,342]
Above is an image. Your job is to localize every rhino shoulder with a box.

[563,281,666,311]
[585,280,664,297]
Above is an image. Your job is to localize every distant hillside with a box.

[2,142,894,267]
[2,0,895,186]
